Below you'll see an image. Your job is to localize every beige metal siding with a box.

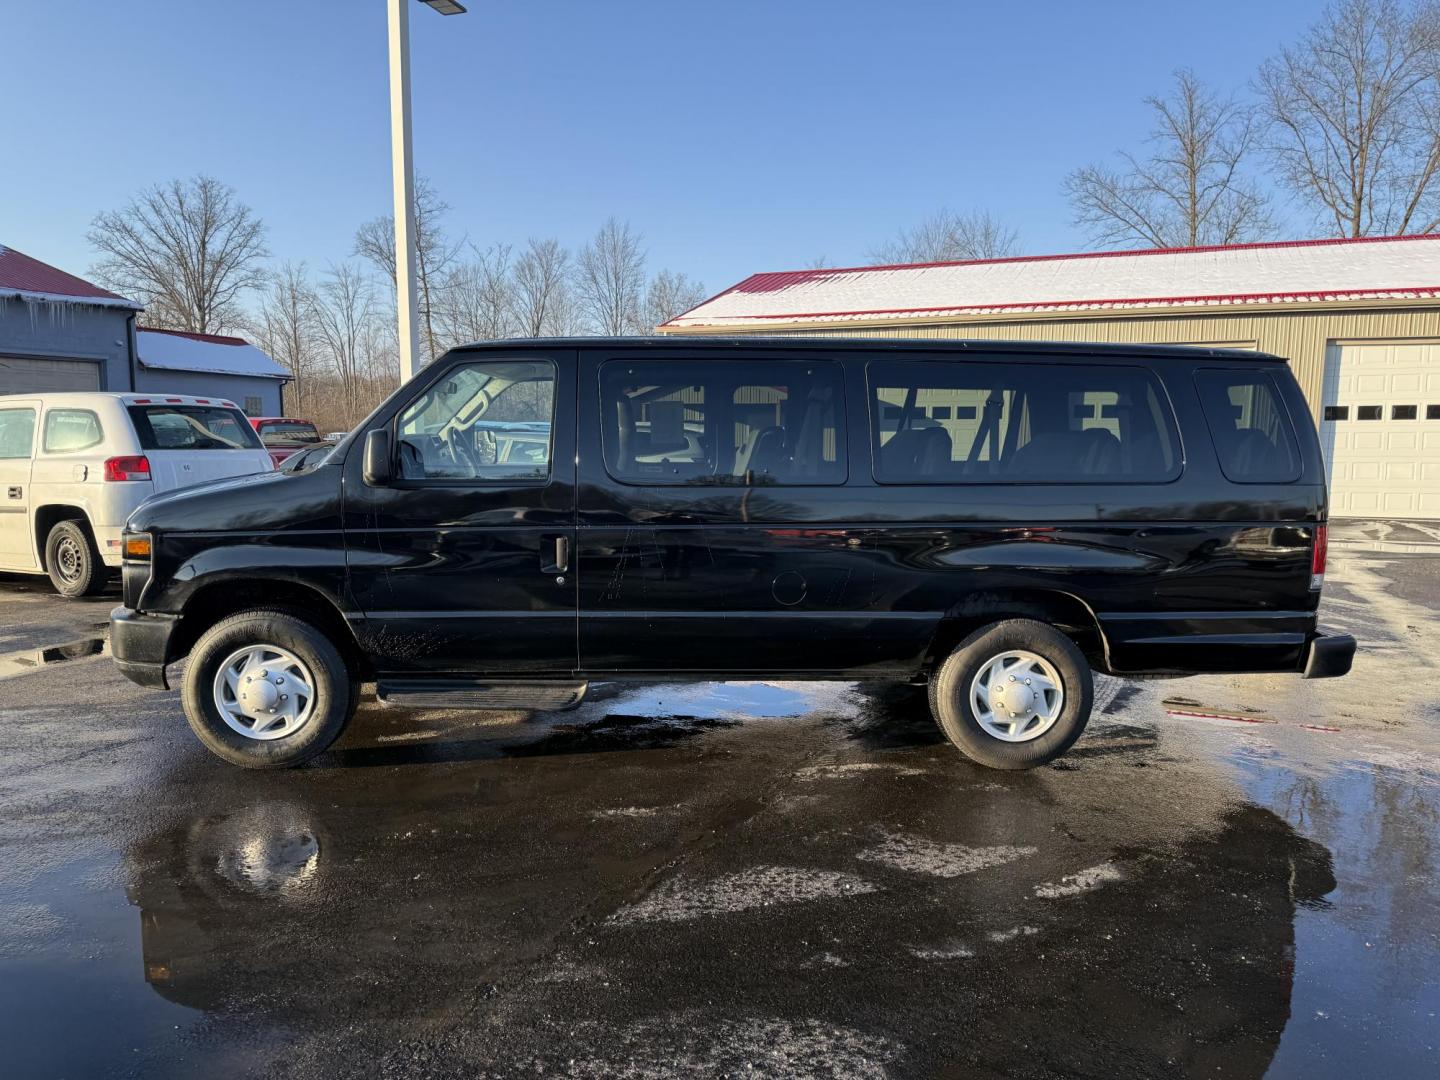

[690,306,1440,421]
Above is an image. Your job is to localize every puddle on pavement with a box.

[0,636,108,680]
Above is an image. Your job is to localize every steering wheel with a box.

[440,426,478,477]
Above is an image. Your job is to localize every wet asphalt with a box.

[1,522,1438,1079]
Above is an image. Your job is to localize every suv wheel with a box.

[928,618,1094,770]
[45,519,107,598]
[182,609,358,769]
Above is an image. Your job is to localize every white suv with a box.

[0,393,273,597]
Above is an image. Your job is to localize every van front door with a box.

[0,403,39,568]
[343,351,578,676]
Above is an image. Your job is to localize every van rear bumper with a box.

[109,605,177,690]
[1300,631,1356,679]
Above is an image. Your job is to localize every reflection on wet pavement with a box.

[0,636,107,680]
[1,528,1439,1077]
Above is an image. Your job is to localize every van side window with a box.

[0,408,37,459]
[1194,370,1301,483]
[868,361,1180,484]
[43,409,103,453]
[396,360,555,482]
[599,360,846,486]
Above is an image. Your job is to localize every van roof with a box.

[448,336,1285,362]
[0,391,240,407]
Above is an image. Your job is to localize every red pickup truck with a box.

[249,417,323,466]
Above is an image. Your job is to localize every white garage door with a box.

[0,355,102,393]
[1321,340,1440,518]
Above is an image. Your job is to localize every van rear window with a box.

[1194,371,1301,483]
[127,405,263,451]
[868,360,1181,484]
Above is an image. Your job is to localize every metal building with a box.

[661,235,1440,518]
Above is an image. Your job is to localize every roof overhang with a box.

[0,288,142,311]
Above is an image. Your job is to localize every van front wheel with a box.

[45,519,106,598]
[182,609,357,769]
[928,619,1093,770]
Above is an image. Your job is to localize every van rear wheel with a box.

[182,609,358,769]
[928,619,1093,770]
[45,519,106,598]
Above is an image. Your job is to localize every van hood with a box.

[127,464,343,535]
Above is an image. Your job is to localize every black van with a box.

[110,338,1354,770]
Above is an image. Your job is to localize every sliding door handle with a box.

[541,533,571,575]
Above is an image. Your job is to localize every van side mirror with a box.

[363,429,393,485]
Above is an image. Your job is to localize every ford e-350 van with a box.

[110,338,1354,770]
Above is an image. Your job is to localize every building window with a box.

[1323,406,1349,421]
[1429,405,1440,420]
[243,396,263,416]
[1357,405,1382,420]
[1393,404,1418,420]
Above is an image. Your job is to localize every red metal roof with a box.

[665,234,1440,328]
[0,244,139,308]
[137,325,248,346]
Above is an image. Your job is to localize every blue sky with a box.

[2,0,1329,297]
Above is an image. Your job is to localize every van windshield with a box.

[127,405,264,451]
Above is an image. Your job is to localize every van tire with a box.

[45,519,107,598]
[182,609,358,769]
[928,619,1093,770]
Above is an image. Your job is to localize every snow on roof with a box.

[663,235,1440,329]
[0,243,141,310]
[137,326,291,380]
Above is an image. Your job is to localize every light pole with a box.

[388,0,467,383]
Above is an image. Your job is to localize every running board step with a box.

[375,679,588,712]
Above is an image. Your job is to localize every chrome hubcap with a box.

[213,644,316,741]
[969,650,1064,742]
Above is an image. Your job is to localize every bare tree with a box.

[251,263,320,414]
[869,208,1020,264]
[1259,0,1440,236]
[643,269,709,330]
[576,217,647,334]
[433,243,516,349]
[89,175,268,333]
[1065,70,1275,248]
[804,255,836,269]
[310,263,376,421]
[353,176,462,361]
[512,237,575,336]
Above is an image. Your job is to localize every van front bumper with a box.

[110,606,178,690]
[1301,631,1356,679]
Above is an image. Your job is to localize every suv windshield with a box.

[127,405,264,451]
[258,420,321,446]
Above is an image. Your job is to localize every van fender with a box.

[924,588,1114,673]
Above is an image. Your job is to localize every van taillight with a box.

[103,455,151,482]
[1310,523,1328,591]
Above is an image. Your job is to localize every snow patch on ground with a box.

[609,865,879,925]
[795,762,926,781]
[1034,862,1124,899]
[590,806,668,819]
[857,833,1036,878]
[987,925,1040,943]
[544,1016,899,1079]
[908,942,975,960]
